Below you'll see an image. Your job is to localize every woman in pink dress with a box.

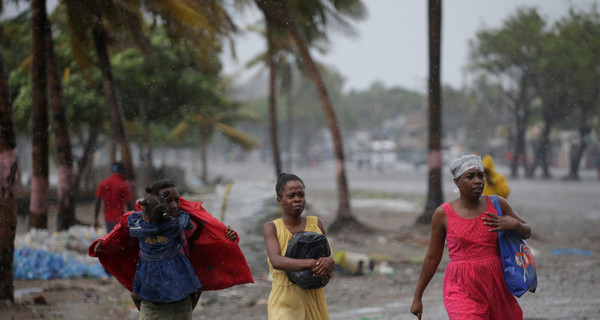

[411,154,531,319]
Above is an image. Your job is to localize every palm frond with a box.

[214,111,261,123]
[167,121,190,140]
[214,122,259,150]
[190,114,205,124]
[65,0,94,72]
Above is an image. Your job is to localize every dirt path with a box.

[3,161,600,319]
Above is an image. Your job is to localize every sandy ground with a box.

[2,160,600,320]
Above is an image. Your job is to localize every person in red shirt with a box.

[94,162,133,233]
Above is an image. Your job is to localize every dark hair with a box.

[138,195,170,224]
[145,179,177,196]
[150,203,171,225]
[275,173,305,197]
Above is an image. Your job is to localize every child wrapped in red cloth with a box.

[89,180,253,296]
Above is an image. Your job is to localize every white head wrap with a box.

[450,154,484,178]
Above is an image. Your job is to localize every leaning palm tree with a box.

[253,0,366,233]
[416,0,443,225]
[0,44,18,302]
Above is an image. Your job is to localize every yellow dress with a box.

[267,216,330,320]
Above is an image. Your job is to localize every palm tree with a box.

[63,0,136,201]
[266,23,283,177]
[29,0,50,229]
[417,0,443,225]
[45,6,76,231]
[62,0,239,196]
[0,44,18,302]
[253,0,367,233]
[245,20,299,177]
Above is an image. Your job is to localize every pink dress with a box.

[442,196,522,320]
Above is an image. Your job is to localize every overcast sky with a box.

[3,1,598,93]
[222,0,599,93]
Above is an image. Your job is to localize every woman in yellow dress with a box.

[263,173,335,319]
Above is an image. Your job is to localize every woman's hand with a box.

[225,226,238,241]
[312,256,334,277]
[320,273,331,286]
[410,298,423,319]
[482,212,520,232]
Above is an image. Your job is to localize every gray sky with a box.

[3,1,597,93]
[222,0,599,93]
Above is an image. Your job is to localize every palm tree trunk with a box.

[267,31,282,177]
[139,95,154,188]
[89,1,136,199]
[109,138,116,165]
[200,126,209,183]
[73,127,100,194]
[0,44,18,302]
[254,0,366,232]
[284,86,294,172]
[45,8,76,230]
[29,0,50,230]
[417,0,443,225]
[262,5,355,226]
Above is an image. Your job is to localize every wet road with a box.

[203,160,600,320]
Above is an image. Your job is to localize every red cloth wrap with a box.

[88,198,254,291]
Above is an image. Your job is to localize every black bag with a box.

[284,231,331,289]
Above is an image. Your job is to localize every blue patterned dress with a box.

[128,211,202,303]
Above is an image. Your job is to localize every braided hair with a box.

[138,195,171,224]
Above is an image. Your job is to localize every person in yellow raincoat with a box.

[482,154,510,198]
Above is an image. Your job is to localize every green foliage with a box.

[0,10,31,72]
[9,68,32,133]
[62,71,108,128]
[469,5,600,134]
[107,24,257,149]
[2,3,250,151]
[285,0,366,43]
[553,7,600,119]
[469,7,547,85]
[468,4,600,178]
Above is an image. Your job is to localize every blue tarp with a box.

[14,246,108,280]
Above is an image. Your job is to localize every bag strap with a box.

[490,195,502,217]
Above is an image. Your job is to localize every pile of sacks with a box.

[14,226,108,280]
